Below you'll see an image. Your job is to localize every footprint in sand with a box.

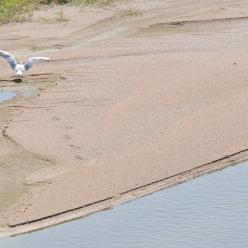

[65,125,74,130]
[52,116,60,121]
[69,144,81,150]
[64,134,72,140]
[74,155,84,161]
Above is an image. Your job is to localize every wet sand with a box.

[1,0,248,234]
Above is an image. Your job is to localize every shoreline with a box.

[3,148,248,236]
[1,0,248,236]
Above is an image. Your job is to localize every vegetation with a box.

[0,0,37,24]
[42,0,114,5]
[0,0,115,24]
[68,0,114,6]
[122,9,142,18]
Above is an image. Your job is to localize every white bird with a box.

[0,50,50,77]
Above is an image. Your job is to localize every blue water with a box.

[0,91,16,103]
[0,86,38,104]
[1,163,248,248]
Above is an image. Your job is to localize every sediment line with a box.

[8,197,113,228]
[151,16,248,27]
[121,148,247,194]
[7,146,248,229]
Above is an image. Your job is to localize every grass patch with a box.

[122,9,142,18]
[0,0,116,24]
[0,0,37,24]
[41,0,115,6]
[39,8,68,23]
[56,8,68,22]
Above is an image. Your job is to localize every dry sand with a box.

[1,0,248,234]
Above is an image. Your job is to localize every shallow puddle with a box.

[1,162,248,247]
[0,86,38,104]
[0,91,16,103]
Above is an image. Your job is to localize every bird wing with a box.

[0,50,18,70]
[24,57,51,71]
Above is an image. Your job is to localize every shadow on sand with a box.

[0,73,53,84]
[0,78,22,84]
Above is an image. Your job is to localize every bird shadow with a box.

[0,73,61,86]
[13,78,22,84]
[0,73,53,84]
[0,78,22,84]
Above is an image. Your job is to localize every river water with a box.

[1,162,248,247]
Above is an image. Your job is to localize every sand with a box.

[1,0,248,234]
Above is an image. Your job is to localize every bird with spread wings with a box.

[0,50,50,77]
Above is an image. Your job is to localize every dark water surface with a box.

[1,163,248,248]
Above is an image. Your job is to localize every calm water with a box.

[0,86,38,104]
[0,91,16,103]
[1,163,248,247]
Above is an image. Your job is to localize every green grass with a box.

[0,0,116,24]
[0,0,37,24]
[41,0,115,6]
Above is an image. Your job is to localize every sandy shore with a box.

[1,0,248,235]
